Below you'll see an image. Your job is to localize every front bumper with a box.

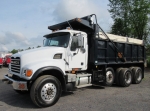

[2,75,28,90]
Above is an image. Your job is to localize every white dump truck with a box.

[2,14,146,107]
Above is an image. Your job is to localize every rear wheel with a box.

[115,68,122,86]
[104,67,115,86]
[30,75,62,107]
[119,68,132,87]
[129,67,135,72]
[132,67,142,84]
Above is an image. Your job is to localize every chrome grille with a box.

[11,57,21,73]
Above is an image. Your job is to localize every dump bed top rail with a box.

[48,15,95,32]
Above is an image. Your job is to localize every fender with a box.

[30,66,67,91]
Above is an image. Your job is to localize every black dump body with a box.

[91,39,145,65]
[48,15,145,68]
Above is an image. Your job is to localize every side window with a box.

[70,37,78,51]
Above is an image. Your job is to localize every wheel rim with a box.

[125,72,131,84]
[137,70,142,81]
[41,83,57,101]
[106,71,113,83]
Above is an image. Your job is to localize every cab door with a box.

[68,34,87,70]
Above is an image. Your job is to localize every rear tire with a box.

[30,75,62,107]
[132,67,142,84]
[115,68,122,86]
[104,67,115,86]
[129,67,135,72]
[119,68,132,87]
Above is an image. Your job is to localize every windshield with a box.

[44,32,70,48]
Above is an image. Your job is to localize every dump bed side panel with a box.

[91,39,145,65]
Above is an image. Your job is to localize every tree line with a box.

[108,0,150,52]
[10,46,41,54]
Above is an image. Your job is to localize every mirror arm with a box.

[43,39,46,46]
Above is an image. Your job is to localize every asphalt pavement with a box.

[0,67,150,111]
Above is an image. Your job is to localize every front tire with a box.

[30,75,62,107]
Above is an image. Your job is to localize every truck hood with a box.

[12,47,65,67]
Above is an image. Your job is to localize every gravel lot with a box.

[0,67,150,111]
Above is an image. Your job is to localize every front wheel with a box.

[30,75,62,107]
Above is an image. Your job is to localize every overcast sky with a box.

[0,0,113,51]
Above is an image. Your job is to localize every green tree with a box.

[26,47,31,50]
[37,45,41,48]
[20,49,24,51]
[28,47,31,50]
[11,49,18,54]
[108,0,150,40]
[111,18,130,36]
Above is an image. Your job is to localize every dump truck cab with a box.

[43,29,88,71]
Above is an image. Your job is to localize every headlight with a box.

[53,53,62,59]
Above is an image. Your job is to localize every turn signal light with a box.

[25,69,33,77]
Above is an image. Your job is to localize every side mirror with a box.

[71,36,78,51]
[70,34,84,51]
[78,35,84,48]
